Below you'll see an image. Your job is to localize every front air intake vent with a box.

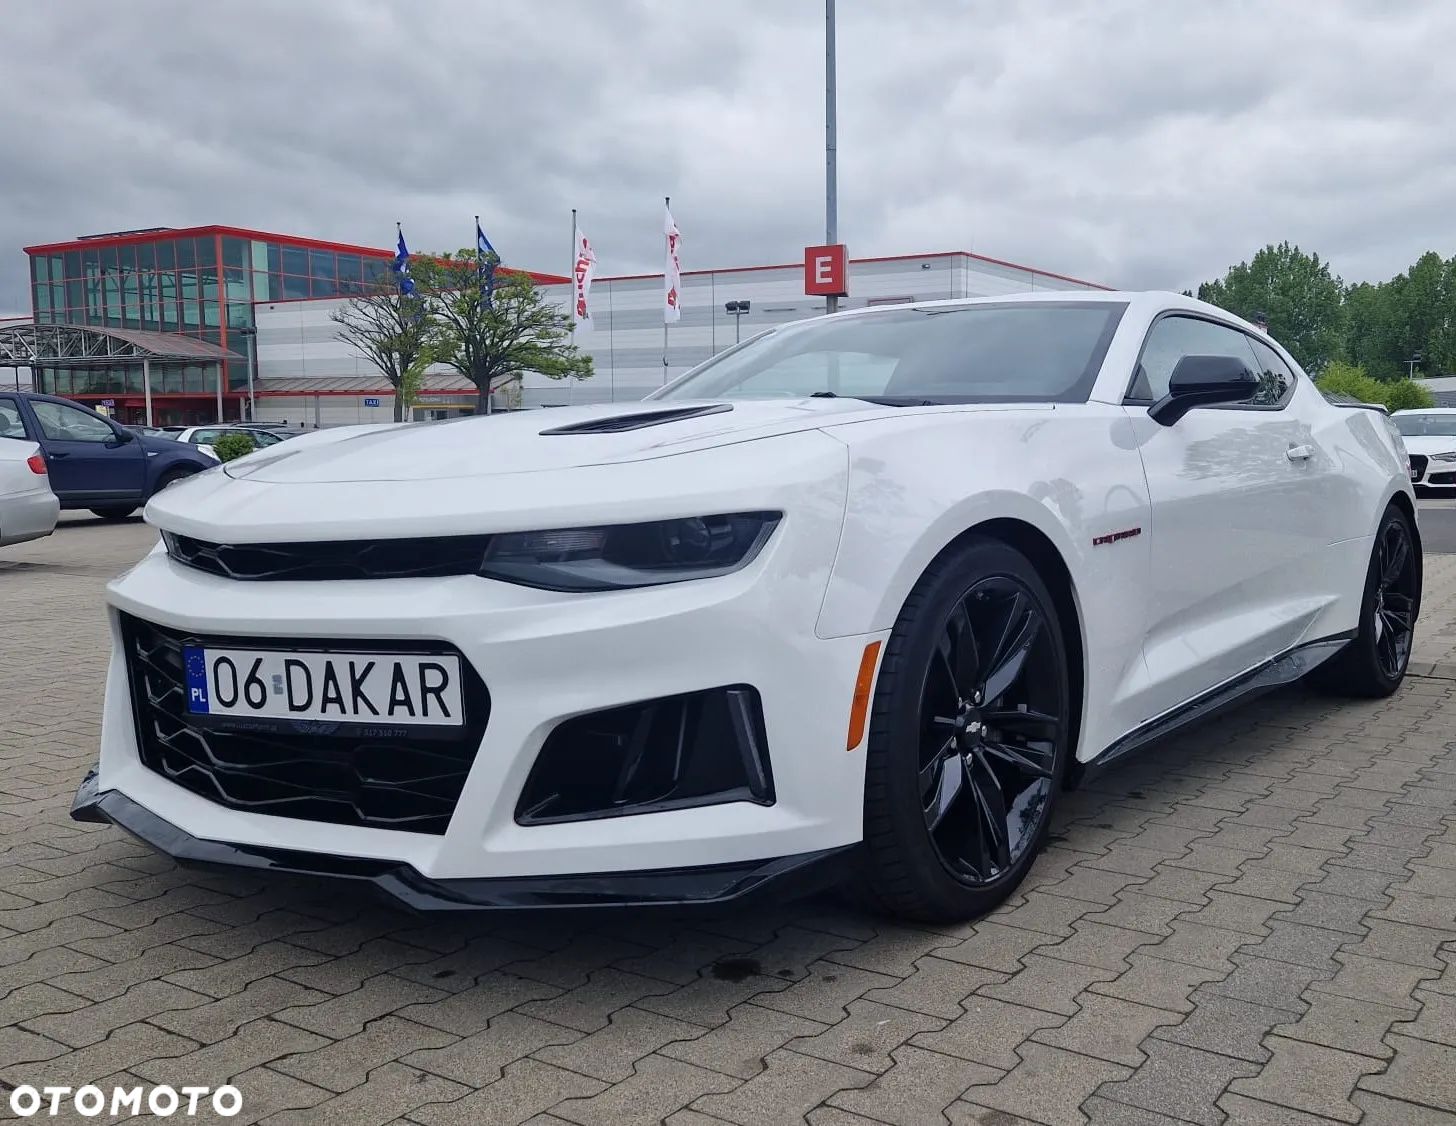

[539,404,732,434]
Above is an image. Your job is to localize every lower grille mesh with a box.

[121,613,490,834]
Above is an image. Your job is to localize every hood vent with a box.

[540,403,732,435]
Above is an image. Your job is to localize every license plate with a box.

[1411,467,1421,480]
[183,646,464,727]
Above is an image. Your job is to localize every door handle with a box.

[47,451,70,459]
[1286,445,1313,461]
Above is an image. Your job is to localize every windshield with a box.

[654,302,1127,404]
[1396,413,1456,437]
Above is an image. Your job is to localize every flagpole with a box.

[476,214,492,415]
[570,209,578,407]
[663,195,671,383]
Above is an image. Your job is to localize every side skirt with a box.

[1083,632,1356,777]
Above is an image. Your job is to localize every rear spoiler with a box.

[1320,391,1389,415]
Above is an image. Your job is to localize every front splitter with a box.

[70,769,852,912]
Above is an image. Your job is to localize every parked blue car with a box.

[0,393,217,520]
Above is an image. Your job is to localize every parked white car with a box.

[73,292,1419,921]
[1394,408,1456,491]
[172,425,306,461]
[0,437,60,548]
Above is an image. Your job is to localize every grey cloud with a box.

[2,0,1454,314]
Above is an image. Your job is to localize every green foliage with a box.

[212,432,256,462]
[329,272,434,422]
[1197,242,1345,373]
[1315,362,1433,411]
[411,253,592,412]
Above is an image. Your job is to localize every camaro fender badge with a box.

[1092,527,1142,547]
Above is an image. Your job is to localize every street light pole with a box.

[825,0,838,316]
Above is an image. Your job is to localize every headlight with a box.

[478,511,781,591]
[1431,452,1456,462]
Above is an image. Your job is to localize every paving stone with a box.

[1359,1034,1456,1114]
[912,994,1065,1069]
[1215,863,1322,904]
[742,924,865,980]
[1174,890,1284,937]
[1040,921,1160,972]
[830,1044,1000,1125]
[279,1060,472,1125]
[751,960,900,1025]
[935,920,1054,973]
[862,954,1007,1019]
[980,952,1121,1015]
[1246,920,1352,971]
[279,972,448,1038]
[22,978,209,1047]
[0,981,86,1028]
[1080,1095,1193,1125]
[659,1000,824,1080]
[1216,1091,1370,1126]
[1311,951,1438,1010]
[277,938,434,994]
[1128,866,1227,906]
[405,1011,580,1087]
[1139,920,1252,972]
[1033,993,1182,1066]
[784,998,944,1074]
[958,1042,1132,1126]
[504,933,660,990]
[390,934,542,991]
[612,929,755,986]
[1092,1040,1260,1126]
[1039,863,1150,907]
[1085,844,1176,879]
[691,1047,872,1126]
[1272,989,1407,1059]
[166,940,329,999]
[551,1053,740,1126]
[1229,1034,1386,1122]
[1087,952,1224,1014]
[1345,919,1456,969]
[272,1015,458,1093]
[1352,1089,1456,1125]
[1313,863,1404,902]
[135,1016,327,1088]
[1274,888,1380,934]
[821,924,960,977]
[1154,991,1298,1063]
[534,1005,706,1082]
[1081,892,1191,936]
[1377,893,1456,930]
[151,974,333,1043]
[22,1021,198,1089]
[216,1063,333,1124]
[0,1024,66,1070]
[398,971,564,1036]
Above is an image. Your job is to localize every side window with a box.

[189,429,221,444]
[31,401,118,444]
[1129,316,1261,402]
[251,431,281,446]
[0,398,26,440]
[1248,339,1295,407]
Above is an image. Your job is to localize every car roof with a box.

[1394,407,1456,414]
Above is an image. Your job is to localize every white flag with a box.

[663,206,682,324]
[573,226,597,331]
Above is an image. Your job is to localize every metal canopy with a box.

[0,323,231,368]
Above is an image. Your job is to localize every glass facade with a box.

[26,228,393,410]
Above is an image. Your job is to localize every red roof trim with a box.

[594,250,1110,290]
[23,224,397,259]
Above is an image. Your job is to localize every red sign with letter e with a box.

[804,244,848,297]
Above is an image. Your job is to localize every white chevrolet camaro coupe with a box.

[1394,408,1456,493]
[72,291,1421,921]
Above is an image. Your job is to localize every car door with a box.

[28,398,146,503]
[1123,314,1328,720]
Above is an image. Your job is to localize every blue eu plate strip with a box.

[183,646,210,714]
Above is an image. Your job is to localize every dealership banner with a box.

[573,227,597,330]
[664,206,682,324]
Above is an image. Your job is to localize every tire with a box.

[856,536,1072,922]
[89,506,137,521]
[1314,504,1421,698]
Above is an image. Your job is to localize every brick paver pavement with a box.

[1,513,1454,1125]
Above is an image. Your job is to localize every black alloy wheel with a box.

[1314,503,1421,698]
[1372,515,1418,680]
[858,537,1071,921]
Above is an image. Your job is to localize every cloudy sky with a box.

[3,0,1454,313]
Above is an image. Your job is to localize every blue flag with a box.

[476,218,499,307]
[393,228,416,297]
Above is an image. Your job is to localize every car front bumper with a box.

[78,502,883,902]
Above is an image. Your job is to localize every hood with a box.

[225,399,907,484]
[1399,434,1456,456]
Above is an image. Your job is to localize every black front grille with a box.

[163,532,490,581]
[1410,454,1429,480]
[122,613,490,834]
[1429,470,1456,485]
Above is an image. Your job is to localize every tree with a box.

[1197,242,1345,373]
[412,251,591,412]
[212,432,256,462]
[329,272,433,422]
[1314,361,1433,411]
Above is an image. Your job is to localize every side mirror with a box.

[113,427,137,444]
[1149,355,1258,426]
